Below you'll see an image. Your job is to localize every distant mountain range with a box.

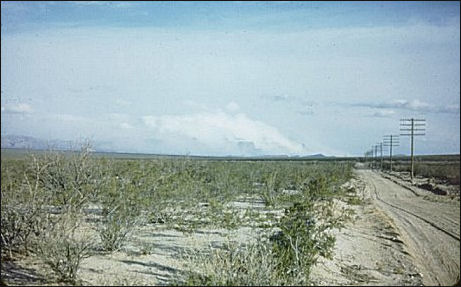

[1,134,329,158]
[247,153,328,159]
[1,135,78,151]
[304,153,327,159]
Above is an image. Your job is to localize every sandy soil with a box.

[380,171,460,197]
[2,196,276,286]
[312,169,460,286]
[3,168,460,286]
[362,170,460,286]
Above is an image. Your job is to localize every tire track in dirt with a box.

[369,178,459,242]
[310,174,423,286]
[358,170,460,286]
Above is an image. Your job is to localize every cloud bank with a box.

[1,103,33,114]
[142,111,307,155]
[355,99,459,115]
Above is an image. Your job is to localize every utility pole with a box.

[379,142,383,170]
[373,144,379,170]
[371,146,375,169]
[364,149,372,169]
[383,135,399,172]
[376,144,380,170]
[400,118,426,182]
[368,149,373,169]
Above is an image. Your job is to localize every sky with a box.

[1,1,460,156]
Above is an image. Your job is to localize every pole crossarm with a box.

[383,134,400,172]
[399,118,426,182]
[376,142,383,170]
[400,129,426,131]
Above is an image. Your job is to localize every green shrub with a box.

[98,205,137,252]
[2,147,357,285]
[271,201,335,280]
[37,144,105,210]
[35,212,95,284]
[183,241,287,286]
[1,155,52,257]
[98,181,141,252]
[270,174,353,282]
[182,168,354,286]
[2,145,98,283]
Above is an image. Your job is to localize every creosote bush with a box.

[97,173,142,252]
[35,212,95,284]
[38,143,105,210]
[98,204,138,252]
[1,154,54,257]
[182,171,355,285]
[183,241,289,286]
[2,145,358,286]
[1,143,98,283]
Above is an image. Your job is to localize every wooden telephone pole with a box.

[400,118,426,182]
[373,144,379,170]
[364,149,373,169]
[383,135,399,172]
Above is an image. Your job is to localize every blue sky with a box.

[1,1,459,156]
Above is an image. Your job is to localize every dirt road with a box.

[360,169,460,286]
[312,169,460,286]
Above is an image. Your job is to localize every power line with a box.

[400,118,426,182]
[364,149,373,168]
[373,144,379,170]
[383,135,399,172]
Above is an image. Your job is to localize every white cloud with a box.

[392,99,430,110]
[270,94,291,102]
[68,1,108,6]
[298,109,314,116]
[371,109,395,118]
[355,99,459,114]
[226,101,240,113]
[2,103,33,114]
[142,111,306,155]
[45,113,90,123]
[115,98,131,107]
[120,122,133,129]
[2,17,459,156]
[437,103,460,114]
[182,100,211,111]
[65,1,135,8]
[112,2,134,8]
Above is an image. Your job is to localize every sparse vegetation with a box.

[35,212,95,284]
[1,146,358,285]
[183,241,284,286]
[382,156,460,185]
[98,203,139,252]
